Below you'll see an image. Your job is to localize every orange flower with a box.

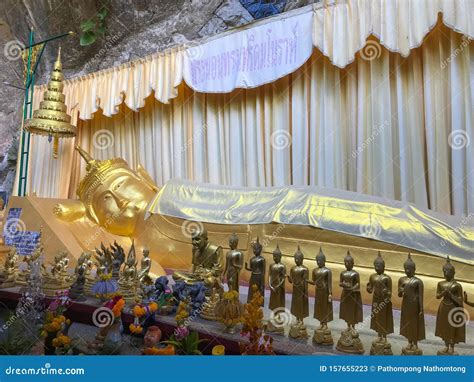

[148,302,158,312]
[129,324,143,334]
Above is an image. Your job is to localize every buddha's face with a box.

[294,254,303,266]
[192,232,208,252]
[404,265,415,277]
[316,256,325,268]
[374,262,384,274]
[273,253,281,263]
[443,267,454,281]
[344,258,354,270]
[90,172,156,236]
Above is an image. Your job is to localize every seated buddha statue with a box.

[0,248,19,288]
[16,243,43,286]
[173,229,223,291]
[43,250,73,295]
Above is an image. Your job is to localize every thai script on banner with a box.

[183,11,313,92]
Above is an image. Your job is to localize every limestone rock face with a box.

[0,0,317,197]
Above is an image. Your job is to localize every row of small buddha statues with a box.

[0,240,153,303]
[172,230,471,356]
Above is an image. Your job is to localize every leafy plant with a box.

[79,6,109,46]
[0,312,38,355]
[162,330,207,355]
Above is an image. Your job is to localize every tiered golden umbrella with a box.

[25,48,75,158]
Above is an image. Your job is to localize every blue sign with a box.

[3,207,41,256]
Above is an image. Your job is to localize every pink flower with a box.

[175,326,189,340]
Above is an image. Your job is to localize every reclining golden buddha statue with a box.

[51,146,474,314]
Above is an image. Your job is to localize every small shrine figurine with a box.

[138,248,154,302]
[367,252,394,355]
[223,233,243,292]
[92,243,118,300]
[267,245,287,334]
[110,241,125,280]
[398,253,425,355]
[0,248,19,288]
[16,242,42,286]
[435,256,466,355]
[308,248,334,345]
[173,228,224,291]
[287,246,309,339]
[336,250,364,354]
[245,237,266,305]
[69,252,92,301]
[43,251,73,296]
[119,242,140,303]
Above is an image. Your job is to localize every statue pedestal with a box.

[312,326,334,346]
[0,274,16,289]
[336,328,364,354]
[401,345,423,355]
[266,320,285,335]
[436,349,458,356]
[289,323,308,340]
[200,294,220,321]
[369,338,393,355]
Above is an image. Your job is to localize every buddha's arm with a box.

[464,292,474,307]
[53,201,86,222]
[327,269,332,301]
[418,279,424,314]
[386,275,392,298]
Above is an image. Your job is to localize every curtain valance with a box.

[32,0,473,121]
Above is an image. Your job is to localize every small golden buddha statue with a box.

[308,248,334,345]
[398,253,425,355]
[336,250,364,354]
[435,256,466,355]
[173,228,223,291]
[288,246,309,339]
[223,233,243,293]
[69,252,92,301]
[119,242,140,303]
[43,250,73,295]
[139,248,155,301]
[267,244,287,334]
[0,248,19,288]
[367,252,394,355]
[245,237,266,305]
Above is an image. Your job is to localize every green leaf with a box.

[96,24,106,36]
[98,7,108,20]
[80,19,96,32]
[80,31,97,46]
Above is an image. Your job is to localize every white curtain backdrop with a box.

[26,22,473,217]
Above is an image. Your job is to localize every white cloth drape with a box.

[31,22,468,217]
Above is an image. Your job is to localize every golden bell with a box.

[25,47,75,158]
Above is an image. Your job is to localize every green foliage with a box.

[162,331,207,355]
[0,312,38,355]
[79,5,109,46]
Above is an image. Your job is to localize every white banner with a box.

[183,11,313,93]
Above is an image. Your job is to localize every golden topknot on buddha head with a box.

[54,146,158,237]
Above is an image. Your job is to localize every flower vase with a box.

[102,319,123,355]
[44,331,58,355]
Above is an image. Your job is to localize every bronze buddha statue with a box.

[223,233,243,292]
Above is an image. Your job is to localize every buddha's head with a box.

[442,256,455,281]
[294,245,304,265]
[344,250,354,271]
[404,253,416,277]
[316,247,326,268]
[192,228,209,252]
[273,244,282,263]
[76,146,157,236]
[374,252,385,274]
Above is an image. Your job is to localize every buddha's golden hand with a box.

[53,202,86,222]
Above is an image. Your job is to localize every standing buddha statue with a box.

[308,248,334,345]
[245,237,266,305]
[336,250,364,354]
[398,253,425,355]
[0,248,19,288]
[435,256,466,355]
[287,246,309,339]
[223,233,243,293]
[267,244,287,334]
[367,252,394,355]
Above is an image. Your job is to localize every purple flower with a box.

[175,326,189,341]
